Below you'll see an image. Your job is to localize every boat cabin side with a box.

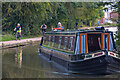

[42,30,116,54]
[42,32,76,54]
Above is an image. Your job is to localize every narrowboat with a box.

[39,27,120,74]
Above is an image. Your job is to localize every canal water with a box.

[2,43,120,78]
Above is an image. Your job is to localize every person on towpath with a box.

[41,23,47,35]
[14,23,22,40]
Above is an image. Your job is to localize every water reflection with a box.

[15,47,23,68]
[2,43,120,78]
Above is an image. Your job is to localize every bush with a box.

[2,34,15,41]
[102,23,117,27]
[2,32,42,41]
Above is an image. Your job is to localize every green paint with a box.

[74,35,77,53]
[116,54,120,58]
[42,45,73,54]
[86,55,92,58]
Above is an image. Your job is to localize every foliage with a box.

[2,2,104,36]
[2,34,15,41]
[2,33,42,41]
[116,2,120,47]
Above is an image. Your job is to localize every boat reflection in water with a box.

[15,47,23,68]
[40,26,120,74]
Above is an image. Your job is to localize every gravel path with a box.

[1,37,42,48]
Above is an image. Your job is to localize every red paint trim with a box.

[94,52,103,57]
[110,53,114,56]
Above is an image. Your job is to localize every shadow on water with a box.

[2,43,120,79]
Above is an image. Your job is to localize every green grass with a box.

[2,34,15,41]
[100,23,117,27]
[2,34,42,41]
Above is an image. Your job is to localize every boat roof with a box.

[45,30,112,35]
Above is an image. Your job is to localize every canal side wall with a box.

[1,37,41,49]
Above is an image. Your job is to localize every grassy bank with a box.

[2,34,42,41]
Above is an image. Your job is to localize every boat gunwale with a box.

[40,46,120,62]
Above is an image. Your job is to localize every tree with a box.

[116,1,120,48]
[2,2,104,36]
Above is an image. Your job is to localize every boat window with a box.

[44,36,46,44]
[81,35,86,53]
[52,36,55,47]
[87,34,101,52]
[109,34,114,51]
[68,37,73,50]
[45,36,49,45]
[64,37,68,49]
[48,36,51,46]
[75,34,80,54]
[58,36,62,48]
[103,35,108,50]
[102,33,110,51]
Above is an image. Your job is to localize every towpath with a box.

[1,37,42,49]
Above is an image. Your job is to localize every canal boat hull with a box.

[40,46,120,74]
